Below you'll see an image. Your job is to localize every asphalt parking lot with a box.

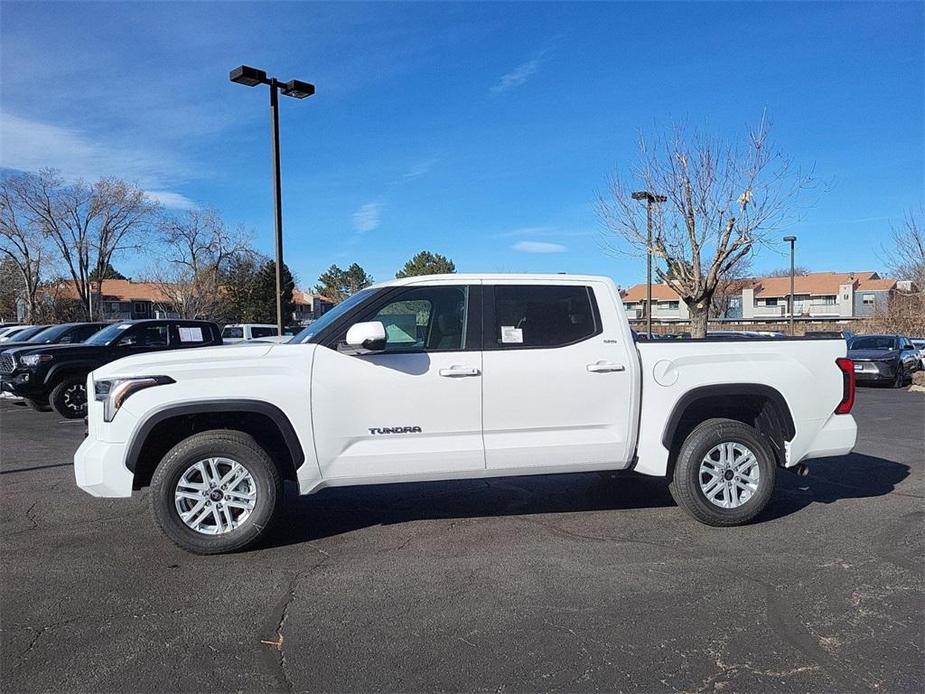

[1,387,923,693]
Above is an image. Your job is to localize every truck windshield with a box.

[85,323,133,346]
[289,288,380,344]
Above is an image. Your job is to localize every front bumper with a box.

[74,436,134,497]
[0,371,45,398]
[852,360,899,382]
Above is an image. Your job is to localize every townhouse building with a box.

[621,271,902,324]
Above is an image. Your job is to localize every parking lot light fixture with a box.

[783,235,797,335]
[229,65,316,337]
[632,191,668,339]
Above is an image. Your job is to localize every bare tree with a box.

[598,117,813,337]
[881,209,924,291]
[764,266,811,278]
[145,209,253,319]
[0,174,49,320]
[7,169,159,319]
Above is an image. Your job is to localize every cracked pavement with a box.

[1,387,923,692]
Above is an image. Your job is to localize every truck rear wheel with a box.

[668,418,776,527]
[50,376,88,419]
[150,429,283,554]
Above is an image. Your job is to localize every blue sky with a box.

[1,1,922,289]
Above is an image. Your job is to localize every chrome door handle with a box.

[438,366,481,377]
[587,362,625,373]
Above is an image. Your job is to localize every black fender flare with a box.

[660,383,796,450]
[124,399,305,473]
[44,362,100,387]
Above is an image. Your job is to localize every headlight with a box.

[20,354,53,367]
[94,375,174,422]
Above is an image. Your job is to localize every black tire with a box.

[668,418,776,527]
[150,429,283,555]
[892,365,905,388]
[49,375,88,419]
[25,397,53,412]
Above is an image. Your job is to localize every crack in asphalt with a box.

[260,552,327,693]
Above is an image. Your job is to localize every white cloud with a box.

[404,158,438,180]
[0,111,194,208]
[513,241,567,254]
[491,59,542,93]
[145,191,197,210]
[352,202,382,232]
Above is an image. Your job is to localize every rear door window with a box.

[490,285,598,348]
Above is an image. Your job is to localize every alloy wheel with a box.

[698,442,760,509]
[174,457,257,535]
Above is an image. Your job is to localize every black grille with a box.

[0,354,13,374]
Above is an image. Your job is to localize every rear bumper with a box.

[74,436,133,497]
[800,414,857,462]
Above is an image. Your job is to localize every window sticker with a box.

[501,326,523,344]
[178,327,203,342]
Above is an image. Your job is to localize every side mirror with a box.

[345,321,386,353]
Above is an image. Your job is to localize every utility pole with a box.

[783,235,797,336]
[632,191,668,339]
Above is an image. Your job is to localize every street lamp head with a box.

[783,235,797,243]
[281,79,316,99]
[230,65,268,87]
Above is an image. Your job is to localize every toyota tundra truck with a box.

[74,274,857,554]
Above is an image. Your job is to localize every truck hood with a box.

[93,343,275,378]
[2,343,109,359]
[847,348,898,362]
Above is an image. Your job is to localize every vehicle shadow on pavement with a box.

[762,452,911,521]
[264,452,910,548]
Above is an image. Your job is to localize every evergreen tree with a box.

[395,251,455,278]
[315,263,373,303]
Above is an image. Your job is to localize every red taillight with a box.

[835,357,855,414]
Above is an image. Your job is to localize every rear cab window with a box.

[487,284,600,348]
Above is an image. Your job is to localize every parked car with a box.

[0,319,221,417]
[847,334,920,387]
[910,338,925,368]
[221,324,297,344]
[0,324,22,340]
[74,274,857,554]
[0,322,106,349]
[0,325,48,343]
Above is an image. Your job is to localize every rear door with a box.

[311,281,484,480]
[481,280,637,471]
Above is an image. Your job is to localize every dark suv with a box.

[847,334,921,387]
[0,319,221,417]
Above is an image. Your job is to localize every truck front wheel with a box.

[49,376,88,419]
[150,430,283,554]
[668,418,776,526]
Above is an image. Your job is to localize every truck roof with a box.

[374,273,614,289]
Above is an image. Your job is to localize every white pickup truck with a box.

[74,274,857,554]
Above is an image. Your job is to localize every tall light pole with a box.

[783,235,797,336]
[632,191,667,339]
[230,65,315,336]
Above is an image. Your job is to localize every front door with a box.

[311,282,484,481]
[481,281,637,471]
